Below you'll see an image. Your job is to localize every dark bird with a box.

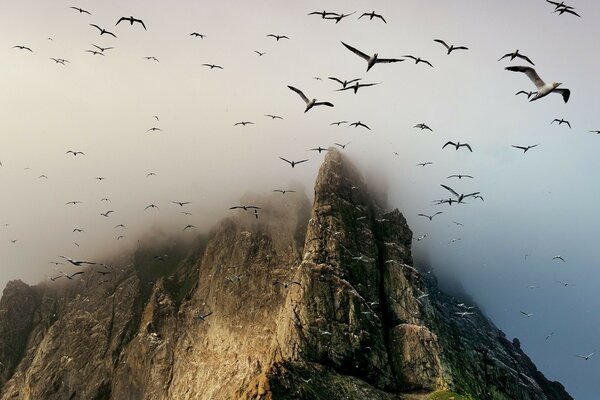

[349,121,371,130]
[144,56,159,62]
[403,55,434,68]
[433,39,468,55]
[116,16,146,30]
[13,45,33,52]
[229,205,261,211]
[50,58,69,65]
[195,311,213,321]
[337,82,380,94]
[183,224,196,231]
[440,184,480,203]
[265,114,283,119]
[546,0,573,10]
[552,118,571,128]
[234,121,254,126]
[287,86,334,112]
[442,141,472,152]
[39,174,48,179]
[100,211,114,217]
[515,90,537,99]
[328,77,361,88]
[146,172,157,177]
[308,147,328,153]
[341,42,403,72]
[70,6,91,15]
[85,50,104,56]
[97,270,111,276]
[447,174,474,179]
[114,224,126,229]
[334,142,350,149]
[273,189,296,194]
[145,204,159,211]
[60,256,96,266]
[203,63,223,69]
[190,32,206,38]
[308,10,339,18]
[416,162,433,167]
[512,144,540,153]
[358,11,387,23]
[73,228,84,233]
[254,51,266,56]
[90,24,117,37]
[554,7,581,17]
[273,280,301,288]
[59,270,85,280]
[267,34,289,41]
[414,123,433,131]
[95,177,106,181]
[279,157,309,168]
[498,50,534,65]
[553,255,566,262]
[147,127,162,132]
[574,352,595,360]
[172,201,191,207]
[65,201,82,205]
[66,150,85,156]
[589,130,600,134]
[92,44,114,52]
[330,121,348,126]
[181,212,192,216]
[505,66,570,103]
[325,11,356,23]
[418,212,443,221]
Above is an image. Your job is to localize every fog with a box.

[1,0,599,397]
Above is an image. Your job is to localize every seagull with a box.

[337,82,380,94]
[334,142,350,149]
[505,66,570,103]
[147,127,162,132]
[589,130,600,134]
[551,118,571,128]
[146,172,157,177]
[190,32,206,38]
[195,311,213,321]
[116,16,146,30]
[266,34,289,41]
[65,201,82,205]
[417,234,428,241]
[418,212,443,221]
[70,6,91,15]
[39,174,48,179]
[85,50,104,56]
[114,224,126,229]
[66,150,85,156]
[575,352,595,360]
[273,189,296,194]
[144,56,159,62]
[556,281,574,287]
[171,201,191,207]
[341,42,403,72]
[554,7,581,17]
[552,255,566,262]
[234,121,253,126]
[330,121,348,126]
[183,224,196,231]
[58,270,85,280]
[100,211,114,217]
[324,11,356,23]
[349,121,371,130]
[358,11,386,23]
[13,45,33,52]
[279,157,309,168]
[433,39,468,55]
[308,10,339,18]
[287,86,333,112]
[328,77,361,88]
[416,162,433,167]
[403,55,434,68]
[512,144,539,153]
[90,24,117,37]
[254,51,266,56]
[60,256,96,266]
[414,123,433,131]
[50,58,69,65]
[229,205,261,211]
[453,221,464,226]
[308,147,329,153]
[145,204,159,211]
[441,184,480,203]
[91,45,114,53]
[442,141,472,152]
[203,63,223,69]
[450,238,462,243]
[265,114,283,119]
[498,50,534,65]
[447,174,473,179]
[545,332,555,341]
[520,311,534,318]
[546,0,573,10]
[73,228,84,233]
[515,90,537,99]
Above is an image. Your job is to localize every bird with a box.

[195,311,213,321]
[308,10,339,18]
[13,45,33,52]
[575,352,595,360]
[181,212,192,216]
[546,0,573,10]
[358,11,386,23]
[147,127,162,132]
[92,44,114,52]
[545,332,555,341]
[324,11,356,23]
[349,121,371,130]
[433,39,468,55]
[58,270,85,280]
[442,141,472,152]
[183,224,196,231]
[505,66,570,103]
[66,150,85,156]
[85,50,104,56]
[46,274,63,282]
[453,221,464,226]
[552,255,566,262]
[100,211,114,217]
[171,201,191,207]
[146,172,157,177]
[144,56,159,62]
[234,121,253,126]
[520,311,534,318]
[417,234,428,241]
[455,311,474,317]
[515,90,537,99]
[498,50,534,65]
[279,157,309,168]
[334,142,350,149]
[330,121,348,126]
[10,239,17,244]
[337,82,380,94]
[116,16,146,30]
[266,34,289,41]
[447,174,473,179]
[440,184,480,203]
[96,270,111,276]
[65,201,82,205]
[551,118,571,128]
[70,6,91,15]
[403,55,434,68]
[95,177,106,181]
[50,58,69,65]
[556,281,574,287]
[341,42,403,72]
[273,189,296,194]
[512,144,539,153]
[414,123,433,131]
[273,280,301,288]
[308,147,328,153]
[265,114,283,119]
[554,7,581,17]
[328,77,361,88]
[287,86,333,112]
[589,130,600,134]
[38,174,48,179]
[114,224,126,229]
[190,32,206,38]
[229,205,261,211]
[73,228,84,233]
[203,64,223,69]
[254,51,266,56]
[418,212,443,221]
[145,204,159,211]
[60,256,96,266]
[90,24,117,37]
[416,162,433,167]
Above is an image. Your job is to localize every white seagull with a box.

[505,66,570,103]
[59,256,96,266]
[287,86,333,112]
[341,42,403,72]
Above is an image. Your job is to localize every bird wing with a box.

[460,143,473,152]
[453,46,468,51]
[116,17,126,26]
[516,53,535,66]
[403,55,417,61]
[377,58,403,63]
[135,18,146,30]
[417,214,429,218]
[463,192,481,198]
[279,157,292,165]
[375,14,387,23]
[434,212,443,216]
[498,53,511,61]
[328,77,343,84]
[434,39,450,49]
[341,42,369,61]
[106,31,117,38]
[512,145,527,151]
[90,23,102,31]
[441,184,460,198]
[295,159,309,165]
[314,101,334,107]
[505,66,545,89]
[442,141,456,149]
[554,88,570,103]
[287,86,309,103]
[422,60,434,67]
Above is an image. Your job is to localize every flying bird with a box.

[229,205,261,211]
[403,55,434,68]
[58,270,85,280]
[551,118,571,128]
[308,147,329,153]
[195,311,213,321]
[147,127,162,132]
[172,201,191,207]
[90,24,117,37]
[574,352,595,360]
[273,280,301,288]
[512,144,539,153]
[287,86,333,112]
[100,211,114,217]
[552,255,566,262]
[334,142,350,149]
[442,141,472,152]
[66,150,85,156]
[70,6,91,15]
[73,228,84,233]
[183,224,196,231]
[146,172,157,177]
[324,11,356,23]
[65,201,82,205]
[433,39,468,55]
[144,56,159,62]
[418,212,443,221]
[190,32,206,38]
[505,66,570,103]
[337,82,380,94]
[279,157,309,168]
[441,184,480,203]
[145,204,159,211]
[85,50,104,56]
[92,44,113,52]
[50,58,69,65]
[203,64,223,69]
[267,34,289,41]
[447,174,473,179]
[416,162,433,167]
[265,114,283,119]
[349,121,371,130]
[341,42,403,72]
[498,50,534,65]
[308,10,339,18]
[546,0,573,10]
[554,7,581,17]
[328,77,361,88]
[60,256,96,266]
[234,121,254,126]
[414,123,433,131]
[358,11,386,23]
[254,51,266,56]
[330,121,348,126]
[520,311,534,318]
[273,189,296,194]
[114,224,126,229]
[13,45,33,52]
[116,16,146,30]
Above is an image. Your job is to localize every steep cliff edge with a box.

[0,149,571,400]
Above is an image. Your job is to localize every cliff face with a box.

[0,149,571,400]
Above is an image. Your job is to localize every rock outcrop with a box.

[0,149,572,400]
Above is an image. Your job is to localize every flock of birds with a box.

[2,0,597,383]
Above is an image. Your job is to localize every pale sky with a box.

[1,0,599,397]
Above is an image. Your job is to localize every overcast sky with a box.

[1,0,598,397]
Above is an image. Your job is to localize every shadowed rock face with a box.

[0,149,572,400]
